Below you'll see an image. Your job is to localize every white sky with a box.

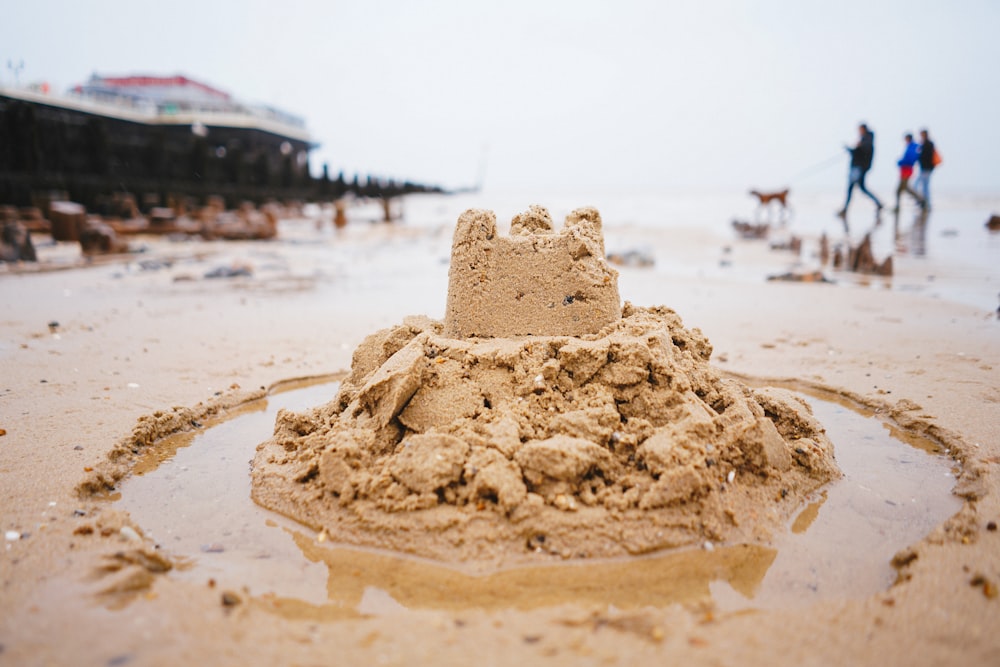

[3,0,998,194]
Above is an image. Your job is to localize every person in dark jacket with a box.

[894,132,925,211]
[838,123,883,217]
[914,128,937,211]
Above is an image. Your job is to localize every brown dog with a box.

[749,189,790,208]
[749,188,791,223]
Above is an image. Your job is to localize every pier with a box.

[0,80,443,214]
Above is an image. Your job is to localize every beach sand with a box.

[1,192,999,665]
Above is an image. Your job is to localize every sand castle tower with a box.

[444,205,622,338]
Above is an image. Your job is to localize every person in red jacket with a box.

[894,132,925,212]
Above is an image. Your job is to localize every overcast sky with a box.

[3,1,998,195]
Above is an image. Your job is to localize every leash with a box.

[785,152,844,183]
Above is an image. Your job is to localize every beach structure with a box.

[0,73,441,212]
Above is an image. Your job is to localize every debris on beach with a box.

[1,205,49,237]
[252,205,841,566]
[11,197,290,264]
[718,245,733,268]
[0,218,37,263]
[203,202,278,241]
[80,218,130,255]
[18,207,51,234]
[831,233,893,276]
[607,249,655,268]
[108,197,279,240]
[221,591,242,607]
[986,214,1000,232]
[49,201,88,242]
[767,270,833,283]
[731,219,769,239]
[204,263,253,279]
[768,234,802,255]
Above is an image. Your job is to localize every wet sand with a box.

[1,193,999,665]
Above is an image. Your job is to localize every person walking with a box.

[838,123,884,218]
[894,132,925,211]
[913,128,938,211]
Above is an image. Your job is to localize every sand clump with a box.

[251,206,840,566]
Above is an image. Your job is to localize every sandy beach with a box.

[2,190,999,665]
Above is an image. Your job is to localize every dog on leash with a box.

[749,188,791,223]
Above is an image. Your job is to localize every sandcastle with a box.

[251,205,840,566]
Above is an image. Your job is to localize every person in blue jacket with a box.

[894,132,925,211]
[838,123,884,218]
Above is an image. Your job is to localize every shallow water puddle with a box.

[117,378,960,617]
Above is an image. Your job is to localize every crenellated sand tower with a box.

[444,205,621,338]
